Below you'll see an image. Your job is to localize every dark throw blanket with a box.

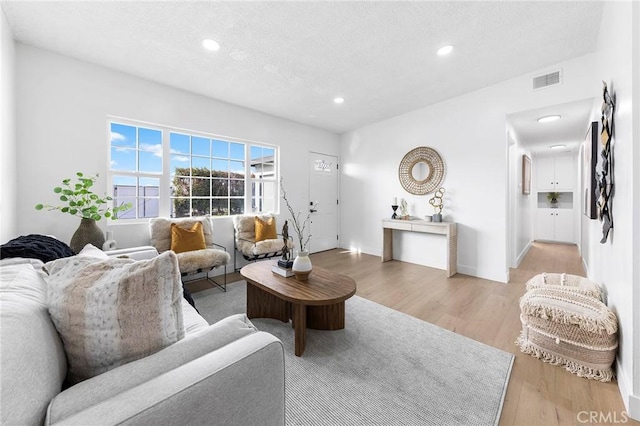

[0,234,75,263]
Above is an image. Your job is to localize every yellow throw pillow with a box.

[255,216,277,242]
[170,222,206,253]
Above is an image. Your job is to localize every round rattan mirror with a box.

[398,147,445,195]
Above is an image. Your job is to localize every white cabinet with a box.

[536,155,574,191]
[536,209,556,241]
[554,210,574,242]
[553,156,574,190]
[534,155,575,243]
[536,157,555,190]
[535,208,574,243]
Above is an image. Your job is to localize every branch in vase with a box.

[280,177,312,252]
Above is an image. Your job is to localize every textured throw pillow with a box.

[77,243,109,260]
[46,251,185,385]
[255,216,277,242]
[170,222,206,254]
[43,244,108,275]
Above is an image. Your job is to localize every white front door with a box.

[308,152,339,253]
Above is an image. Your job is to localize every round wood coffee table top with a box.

[240,260,356,306]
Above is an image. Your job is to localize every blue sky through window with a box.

[111,123,161,173]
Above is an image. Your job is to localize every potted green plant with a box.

[35,172,132,253]
[547,192,560,208]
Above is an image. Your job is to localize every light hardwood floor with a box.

[191,242,636,426]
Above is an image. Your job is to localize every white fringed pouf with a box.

[525,272,603,301]
[516,286,618,382]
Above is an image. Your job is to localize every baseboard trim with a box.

[615,359,640,421]
[582,256,590,278]
[363,247,508,283]
[457,264,508,284]
[629,394,640,422]
[515,241,532,268]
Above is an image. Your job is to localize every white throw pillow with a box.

[46,251,185,384]
[77,243,109,260]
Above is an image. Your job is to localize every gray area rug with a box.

[192,281,514,426]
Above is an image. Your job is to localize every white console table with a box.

[382,219,457,277]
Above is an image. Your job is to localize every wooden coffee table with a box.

[240,260,356,356]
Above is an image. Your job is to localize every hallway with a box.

[509,241,586,285]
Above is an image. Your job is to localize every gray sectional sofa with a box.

[0,249,285,425]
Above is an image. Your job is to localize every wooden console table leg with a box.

[292,303,307,356]
[446,225,457,277]
[382,227,393,262]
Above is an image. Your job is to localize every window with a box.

[109,119,278,220]
[250,145,277,213]
[110,123,162,219]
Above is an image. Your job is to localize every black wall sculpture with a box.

[597,81,615,244]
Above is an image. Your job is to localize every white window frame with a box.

[107,116,279,223]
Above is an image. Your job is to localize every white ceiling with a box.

[2,1,604,137]
[508,97,595,155]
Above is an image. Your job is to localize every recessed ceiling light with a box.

[550,144,567,150]
[537,115,561,123]
[437,45,454,56]
[334,97,345,104]
[201,39,220,51]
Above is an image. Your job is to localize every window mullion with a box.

[245,143,251,214]
[160,130,171,217]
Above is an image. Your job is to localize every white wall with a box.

[14,44,340,266]
[515,145,535,263]
[582,1,639,419]
[0,9,17,243]
[629,2,640,414]
[505,126,534,266]
[634,0,640,413]
[340,54,595,283]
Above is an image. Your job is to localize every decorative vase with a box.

[550,199,558,208]
[391,205,398,219]
[292,251,313,281]
[70,218,105,254]
[432,213,442,223]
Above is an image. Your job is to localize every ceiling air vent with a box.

[533,70,562,90]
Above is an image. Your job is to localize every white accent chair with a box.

[149,216,230,291]
[232,214,294,271]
